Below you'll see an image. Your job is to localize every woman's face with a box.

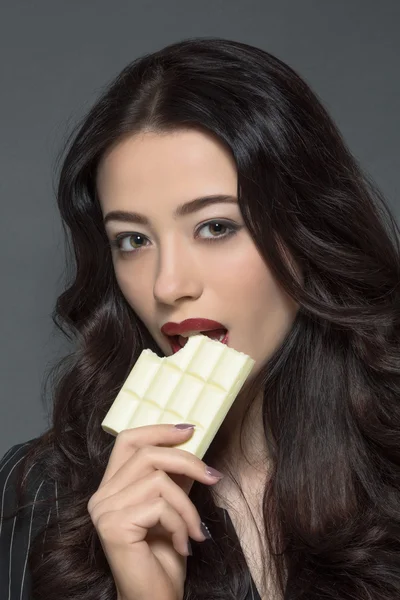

[97,128,298,373]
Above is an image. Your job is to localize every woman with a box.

[1,36,400,600]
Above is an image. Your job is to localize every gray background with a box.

[0,0,399,457]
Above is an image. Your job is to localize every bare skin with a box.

[210,396,274,599]
[88,424,222,600]
[95,128,300,598]
[97,127,298,479]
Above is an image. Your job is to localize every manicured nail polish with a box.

[200,521,212,540]
[174,423,196,430]
[205,465,224,479]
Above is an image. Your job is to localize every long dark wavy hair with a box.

[6,36,400,599]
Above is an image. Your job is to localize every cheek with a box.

[219,245,296,343]
[209,243,274,298]
[113,262,151,320]
[232,244,290,308]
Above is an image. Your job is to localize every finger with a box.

[169,473,194,495]
[101,444,222,495]
[101,424,195,486]
[96,498,190,557]
[90,470,207,542]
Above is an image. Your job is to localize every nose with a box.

[153,238,203,306]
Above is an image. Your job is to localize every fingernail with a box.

[200,521,212,540]
[205,465,224,479]
[187,540,193,556]
[174,423,196,430]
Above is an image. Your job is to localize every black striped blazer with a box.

[0,441,261,600]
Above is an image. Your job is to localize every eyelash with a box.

[109,220,240,254]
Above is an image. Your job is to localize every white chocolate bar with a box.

[101,334,255,459]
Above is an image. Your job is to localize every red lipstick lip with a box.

[161,318,226,337]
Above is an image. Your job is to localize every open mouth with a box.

[169,329,228,353]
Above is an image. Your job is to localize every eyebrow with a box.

[103,194,238,227]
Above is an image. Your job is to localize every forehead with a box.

[96,129,238,205]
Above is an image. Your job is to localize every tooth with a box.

[180,332,199,339]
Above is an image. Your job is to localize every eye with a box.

[110,233,149,253]
[109,219,240,254]
[196,220,239,241]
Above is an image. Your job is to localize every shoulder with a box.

[0,439,42,503]
[0,439,35,480]
[0,439,54,599]
[0,437,55,518]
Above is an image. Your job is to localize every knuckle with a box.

[88,502,103,526]
[135,445,152,461]
[151,496,167,511]
[88,495,105,523]
[96,511,116,533]
[116,428,134,446]
[176,447,203,466]
[152,469,168,485]
[87,493,98,515]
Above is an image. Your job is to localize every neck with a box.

[212,388,269,478]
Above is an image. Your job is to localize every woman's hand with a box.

[87,424,223,600]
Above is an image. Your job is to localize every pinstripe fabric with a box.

[1,442,261,600]
[0,440,52,600]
